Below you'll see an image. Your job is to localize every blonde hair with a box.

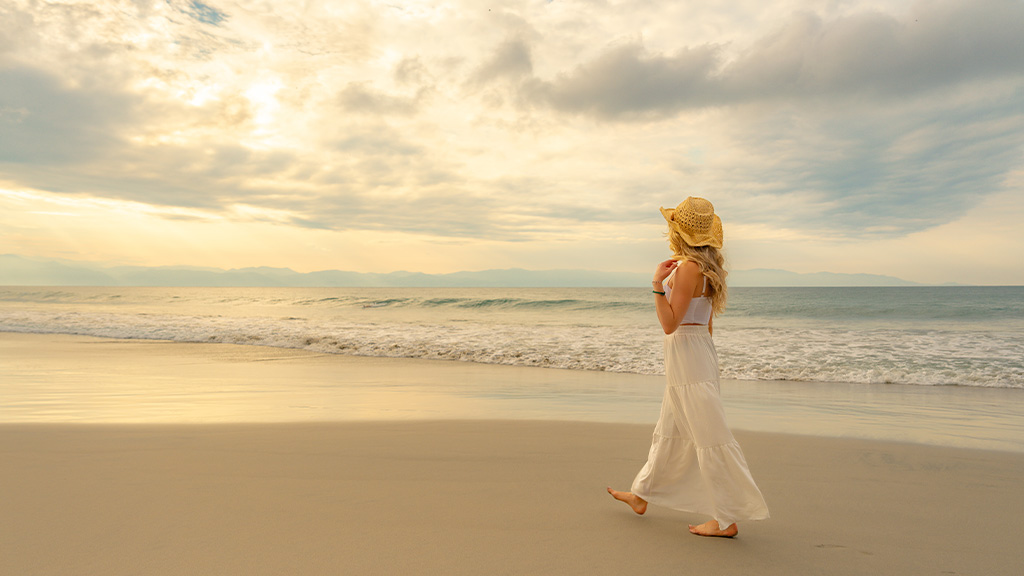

[668,227,728,316]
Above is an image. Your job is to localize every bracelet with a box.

[652,290,665,295]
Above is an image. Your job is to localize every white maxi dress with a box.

[631,273,769,528]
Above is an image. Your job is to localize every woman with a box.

[607,197,769,538]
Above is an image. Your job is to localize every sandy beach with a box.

[3,421,1023,575]
[2,333,1024,574]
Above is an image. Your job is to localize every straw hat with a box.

[659,196,723,249]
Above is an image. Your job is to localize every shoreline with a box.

[4,326,1022,388]
[3,332,1024,452]
[3,420,1023,575]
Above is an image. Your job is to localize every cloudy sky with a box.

[1,0,1023,284]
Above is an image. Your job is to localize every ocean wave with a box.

[0,288,652,314]
[3,310,1022,389]
[7,286,1023,327]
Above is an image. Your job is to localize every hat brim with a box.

[659,206,675,224]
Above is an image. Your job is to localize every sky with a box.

[1,0,1023,285]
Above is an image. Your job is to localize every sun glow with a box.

[244,79,282,126]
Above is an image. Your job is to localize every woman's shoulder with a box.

[675,259,702,275]
[667,259,701,287]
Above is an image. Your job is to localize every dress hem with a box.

[629,491,771,526]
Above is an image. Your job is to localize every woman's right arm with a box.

[654,260,699,334]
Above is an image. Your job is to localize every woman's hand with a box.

[652,259,679,284]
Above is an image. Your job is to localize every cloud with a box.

[525,43,719,119]
[478,0,1024,237]
[0,66,142,164]
[0,0,1022,279]
[0,3,35,57]
[725,1,1024,98]
[469,39,534,86]
[338,82,424,116]
[393,56,430,86]
[522,0,1024,118]
[710,92,1024,237]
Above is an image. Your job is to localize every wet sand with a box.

[3,333,1022,452]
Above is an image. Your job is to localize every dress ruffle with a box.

[631,326,769,527]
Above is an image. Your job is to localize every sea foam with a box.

[2,300,1022,388]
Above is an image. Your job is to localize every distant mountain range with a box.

[0,254,950,287]
[732,268,930,287]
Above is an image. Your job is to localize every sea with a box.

[2,285,1022,389]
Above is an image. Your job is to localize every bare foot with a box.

[606,487,647,515]
[688,520,738,538]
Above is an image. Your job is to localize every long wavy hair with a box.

[667,227,728,316]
